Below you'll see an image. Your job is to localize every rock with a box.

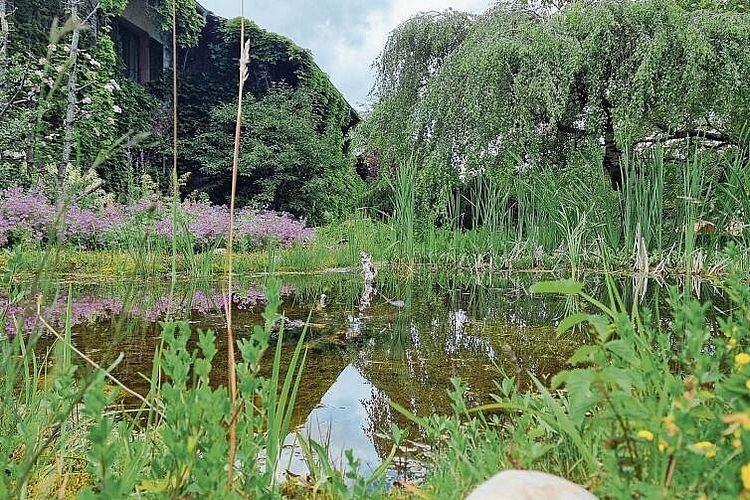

[465,470,598,500]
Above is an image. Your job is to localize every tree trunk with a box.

[0,0,8,83]
[59,0,82,206]
[601,98,623,190]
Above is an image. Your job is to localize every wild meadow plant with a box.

[0,272,311,497]
[0,188,312,254]
[388,157,416,264]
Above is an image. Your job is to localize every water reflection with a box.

[1,270,727,482]
[277,364,386,482]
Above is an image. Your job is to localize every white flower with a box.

[112,105,122,114]
[38,58,48,65]
[81,96,92,105]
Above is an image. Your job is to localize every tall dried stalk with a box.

[168,0,179,313]
[225,8,250,490]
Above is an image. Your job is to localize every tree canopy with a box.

[361,0,750,208]
[176,16,361,224]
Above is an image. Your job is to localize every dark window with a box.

[120,26,140,81]
[149,38,163,81]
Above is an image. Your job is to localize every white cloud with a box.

[198,0,495,108]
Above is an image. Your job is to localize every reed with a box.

[389,157,416,263]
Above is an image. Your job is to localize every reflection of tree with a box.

[353,274,588,426]
[362,382,395,462]
[20,269,729,459]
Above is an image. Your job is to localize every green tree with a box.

[175,17,360,224]
[187,84,361,224]
[362,9,478,174]
[365,0,750,214]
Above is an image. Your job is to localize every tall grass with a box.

[620,146,666,255]
[389,157,416,263]
[679,152,706,275]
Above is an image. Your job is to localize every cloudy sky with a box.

[198,0,495,109]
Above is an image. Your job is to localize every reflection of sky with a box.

[277,364,383,481]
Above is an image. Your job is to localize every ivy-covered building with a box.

[1,0,362,222]
[114,0,174,83]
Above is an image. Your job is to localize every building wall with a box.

[116,0,168,83]
[121,0,162,41]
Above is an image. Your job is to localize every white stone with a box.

[465,470,598,500]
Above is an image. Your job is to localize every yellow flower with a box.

[746,379,750,391]
[689,441,717,458]
[723,412,750,431]
[742,461,750,490]
[637,430,654,441]
[729,338,738,350]
[663,413,679,436]
[736,352,750,369]
[658,440,669,452]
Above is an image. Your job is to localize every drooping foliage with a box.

[362,0,750,220]
[366,9,477,167]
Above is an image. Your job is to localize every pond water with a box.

[2,270,725,483]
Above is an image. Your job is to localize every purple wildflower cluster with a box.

[154,200,314,249]
[1,293,123,336]
[0,189,314,250]
[0,188,56,246]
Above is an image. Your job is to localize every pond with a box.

[2,269,725,484]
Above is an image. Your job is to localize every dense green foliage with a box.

[155,0,203,47]
[0,0,166,196]
[0,2,358,223]
[176,18,361,224]
[361,0,750,220]
[186,85,361,223]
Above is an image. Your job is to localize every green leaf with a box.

[568,344,600,365]
[588,315,613,342]
[561,369,599,424]
[600,366,635,393]
[605,339,640,367]
[556,312,590,335]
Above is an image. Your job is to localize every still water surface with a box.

[4,270,723,482]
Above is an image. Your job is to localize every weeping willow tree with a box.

[363,0,750,218]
